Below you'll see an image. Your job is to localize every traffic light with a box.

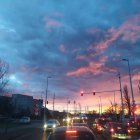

[93,92,95,95]
[81,93,83,96]
[47,101,48,104]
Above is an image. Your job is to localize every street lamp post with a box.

[118,72,125,122]
[122,59,135,105]
[44,76,51,123]
[122,59,135,118]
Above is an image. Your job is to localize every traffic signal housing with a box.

[93,92,95,95]
[81,93,83,96]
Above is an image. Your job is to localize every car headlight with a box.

[66,118,71,122]
[44,124,47,128]
[53,124,56,128]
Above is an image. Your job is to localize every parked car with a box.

[47,126,96,140]
[93,118,111,133]
[102,122,131,140]
[44,119,60,131]
[126,118,140,135]
[19,116,31,124]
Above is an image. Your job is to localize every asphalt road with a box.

[13,128,51,140]
[1,121,140,140]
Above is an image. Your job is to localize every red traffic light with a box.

[93,92,95,95]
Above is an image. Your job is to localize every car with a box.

[63,117,72,126]
[93,118,110,133]
[126,118,140,135]
[19,117,31,124]
[71,123,89,128]
[47,126,96,140]
[44,119,60,131]
[102,122,131,140]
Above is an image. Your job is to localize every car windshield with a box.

[47,120,56,123]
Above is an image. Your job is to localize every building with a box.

[0,95,12,116]
[12,94,34,115]
[33,99,43,116]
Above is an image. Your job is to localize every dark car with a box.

[19,117,31,124]
[126,118,140,135]
[93,118,111,133]
[102,122,131,140]
[47,126,96,140]
[72,123,89,128]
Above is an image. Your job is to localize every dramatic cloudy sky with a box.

[0,0,140,112]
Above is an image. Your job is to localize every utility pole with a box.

[99,103,100,116]
[78,103,81,114]
[53,93,55,112]
[67,99,70,117]
[44,76,51,123]
[99,96,102,116]
[118,72,125,122]
[122,59,135,117]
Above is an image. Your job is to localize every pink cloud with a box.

[20,65,50,73]
[44,16,63,32]
[22,83,30,88]
[76,55,87,60]
[88,13,140,53]
[67,56,107,76]
[132,72,140,81]
[59,44,67,53]
[86,28,101,35]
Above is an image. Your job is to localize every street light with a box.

[44,76,51,123]
[45,76,51,109]
[122,59,135,117]
[118,72,125,122]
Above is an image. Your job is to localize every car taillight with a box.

[128,129,131,133]
[110,128,114,133]
[66,130,77,134]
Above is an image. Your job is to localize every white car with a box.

[19,117,31,124]
[44,119,60,131]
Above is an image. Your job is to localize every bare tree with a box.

[105,100,115,114]
[138,80,140,94]
[123,85,131,117]
[0,58,9,94]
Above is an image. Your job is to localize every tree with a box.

[0,58,9,94]
[0,96,14,116]
[123,85,131,117]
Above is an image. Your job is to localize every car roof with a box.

[72,123,88,125]
[53,126,93,133]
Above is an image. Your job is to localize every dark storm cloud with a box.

[0,0,140,104]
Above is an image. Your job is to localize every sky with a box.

[0,0,140,112]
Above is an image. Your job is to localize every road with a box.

[0,121,51,140]
[1,121,140,140]
[11,128,51,140]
